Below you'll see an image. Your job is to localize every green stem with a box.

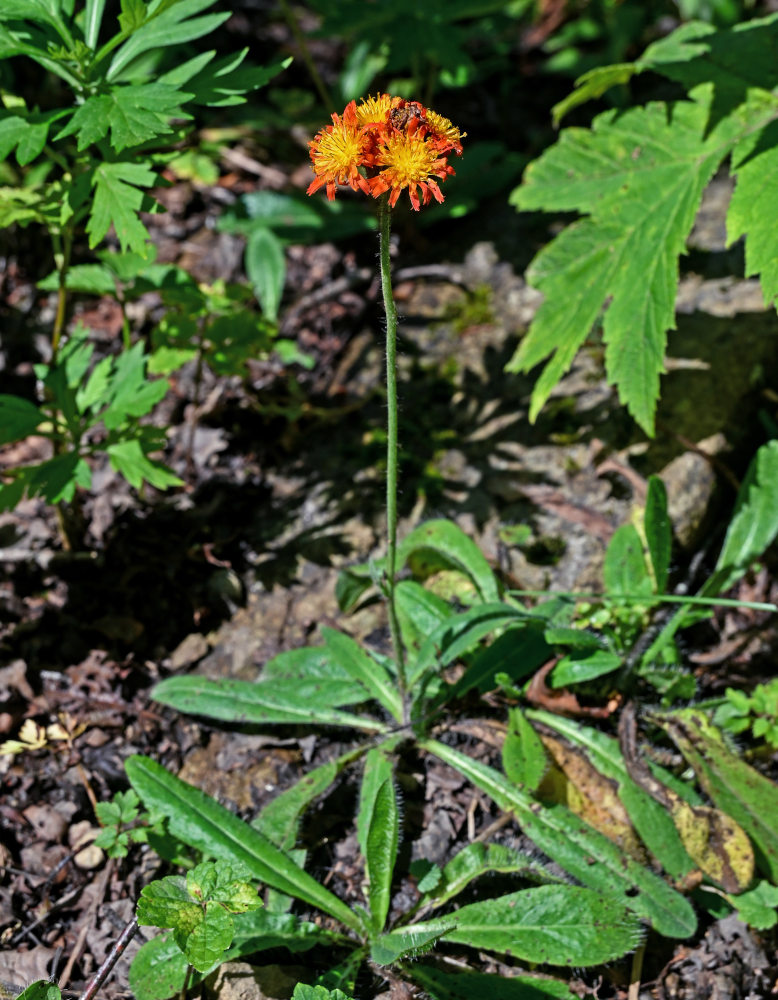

[378,194,407,719]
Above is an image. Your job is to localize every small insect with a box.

[390,102,426,131]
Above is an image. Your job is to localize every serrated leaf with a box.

[57,84,190,152]
[645,475,671,593]
[126,755,366,934]
[413,885,642,966]
[508,86,756,435]
[421,738,697,939]
[639,15,778,131]
[731,880,778,930]
[137,875,195,928]
[129,933,195,1000]
[87,160,156,254]
[728,121,778,309]
[108,438,181,492]
[0,395,44,444]
[229,909,334,957]
[152,675,387,731]
[292,986,354,1000]
[16,984,61,1000]
[552,63,639,125]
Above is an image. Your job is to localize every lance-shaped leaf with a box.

[412,885,642,966]
[508,85,767,435]
[371,921,455,966]
[410,964,576,1000]
[255,745,370,850]
[321,627,402,722]
[652,710,778,883]
[126,756,366,934]
[152,675,387,731]
[526,709,694,880]
[421,739,696,939]
[357,749,399,932]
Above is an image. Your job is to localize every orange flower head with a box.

[306,94,463,209]
[369,129,454,211]
[307,100,371,200]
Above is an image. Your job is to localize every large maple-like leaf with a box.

[507,85,771,435]
[57,83,190,152]
[86,160,156,254]
[727,118,778,310]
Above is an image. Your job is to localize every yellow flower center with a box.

[377,132,443,187]
[311,119,365,180]
[356,93,392,127]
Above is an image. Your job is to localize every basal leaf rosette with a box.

[307,95,465,211]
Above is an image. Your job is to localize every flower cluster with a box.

[307,94,465,211]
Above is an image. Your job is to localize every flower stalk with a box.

[306,94,465,722]
[377,193,407,714]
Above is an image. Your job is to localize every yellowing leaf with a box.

[669,798,753,894]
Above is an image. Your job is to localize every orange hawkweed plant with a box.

[307,94,465,210]
[307,96,465,721]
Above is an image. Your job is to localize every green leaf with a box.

[525,709,695,881]
[410,603,533,689]
[15,984,61,1000]
[152,675,387,731]
[398,518,500,602]
[108,439,182,492]
[421,738,697,939]
[603,524,652,597]
[129,932,196,1000]
[645,475,671,593]
[503,707,547,792]
[0,395,43,444]
[395,579,452,654]
[87,160,157,254]
[507,85,756,435]
[365,776,399,933]
[413,885,642,966]
[410,964,577,1000]
[552,63,639,125]
[56,84,190,152]
[229,909,335,957]
[99,342,169,429]
[422,843,553,910]
[321,626,403,722]
[126,755,366,934]
[705,440,778,595]
[653,710,778,883]
[550,649,623,687]
[292,986,354,1000]
[245,227,285,320]
[448,622,551,698]
[730,880,778,930]
[108,0,230,81]
[137,875,198,931]
[255,746,367,850]
[370,922,455,966]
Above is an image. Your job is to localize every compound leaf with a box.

[87,160,156,254]
[508,86,760,435]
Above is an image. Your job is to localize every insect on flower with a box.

[307,94,465,211]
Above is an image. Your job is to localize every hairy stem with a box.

[378,195,408,719]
